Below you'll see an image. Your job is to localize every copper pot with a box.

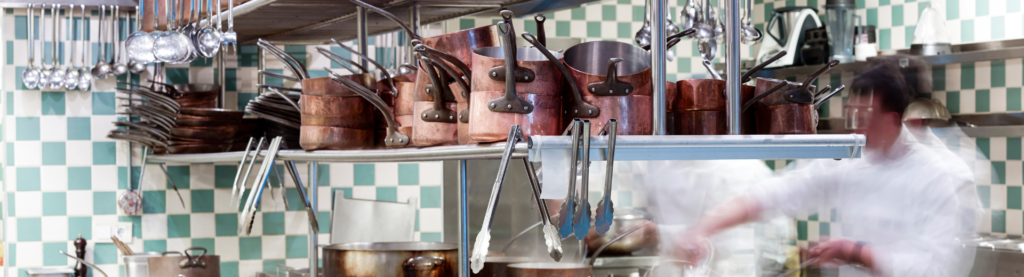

[562,41,653,135]
[507,263,592,277]
[299,76,379,150]
[389,73,417,116]
[147,247,220,277]
[410,56,461,146]
[471,257,539,277]
[757,84,845,135]
[323,242,458,277]
[299,126,376,150]
[467,23,565,142]
[301,74,376,97]
[333,74,412,148]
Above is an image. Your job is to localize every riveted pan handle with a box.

[489,22,534,114]
[487,13,536,84]
[588,58,635,96]
[332,71,411,147]
[331,38,398,94]
[414,45,471,100]
[179,247,208,269]
[741,80,789,113]
[741,50,786,83]
[521,32,600,118]
[420,56,458,123]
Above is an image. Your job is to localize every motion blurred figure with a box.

[675,62,977,277]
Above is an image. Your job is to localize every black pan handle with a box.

[742,50,787,83]
[419,56,458,123]
[332,71,411,147]
[535,14,547,47]
[799,60,840,93]
[489,22,534,114]
[587,58,635,96]
[521,32,600,118]
[642,28,696,50]
[814,85,832,98]
[741,80,789,113]
[414,44,473,98]
[814,85,845,109]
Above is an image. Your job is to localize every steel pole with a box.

[309,162,319,276]
[409,3,420,66]
[356,6,369,69]
[458,160,469,277]
[258,47,265,95]
[650,0,667,135]
[218,47,226,108]
[725,0,742,134]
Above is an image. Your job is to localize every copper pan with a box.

[298,126,376,150]
[507,263,592,277]
[674,79,756,111]
[167,142,232,154]
[563,41,652,97]
[758,85,845,135]
[411,56,460,147]
[580,95,651,136]
[178,107,245,118]
[672,110,727,135]
[752,77,814,109]
[169,126,240,141]
[470,27,561,95]
[333,75,412,149]
[392,74,417,116]
[414,44,472,104]
[301,74,376,97]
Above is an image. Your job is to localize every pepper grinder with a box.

[74,234,87,277]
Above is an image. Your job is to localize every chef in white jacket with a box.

[674,62,975,277]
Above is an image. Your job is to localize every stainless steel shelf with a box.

[147,134,865,163]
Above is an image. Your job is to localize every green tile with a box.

[143,190,166,214]
[961,20,974,43]
[144,240,167,253]
[192,238,216,255]
[166,165,190,189]
[992,16,1005,40]
[284,188,303,211]
[421,232,442,242]
[215,213,238,236]
[94,191,116,215]
[978,137,991,159]
[43,242,68,266]
[214,165,237,188]
[602,5,616,21]
[41,91,65,115]
[993,210,1006,233]
[318,211,331,233]
[797,220,807,240]
[166,68,189,84]
[237,93,257,112]
[420,186,441,208]
[93,141,116,165]
[1009,186,1022,210]
[42,141,66,165]
[220,262,239,277]
[879,28,891,50]
[239,237,262,260]
[866,8,878,27]
[571,7,585,20]
[68,217,92,240]
[932,65,946,91]
[284,46,307,66]
[8,91,14,115]
[977,0,989,16]
[67,117,91,140]
[16,117,40,140]
[168,214,191,238]
[15,15,27,39]
[946,91,960,113]
[904,26,916,49]
[18,217,41,241]
[318,163,330,186]
[354,164,374,185]
[262,260,287,274]
[285,235,308,258]
[225,68,238,92]
[237,45,259,67]
[992,60,1006,88]
[43,192,67,216]
[459,18,475,30]
[119,166,142,190]
[264,69,284,87]
[1008,88,1021,111]
[977,89,991,112]
[377,187,397,202]
[764,3,774,22]
[633,5,644,22]
[68,167,91,190]
[879,0,889,5]
[618,190,633,207]
[7,244,12,267]
[892,5,904,26]
[189,56,213,67]
[263,212,285,235]
[553,20,569,36]
[587,22,601,38]
[618,22,632,39]
[92,92,115,115]
[17,167,41,191]
[993,161,1006,184]
[946,0,958,20]
[1010,0,1022,13]
[1008,137,1021,160]
[94,243,118,264]
[398,163,419,185]
[808,213,819,221]
[191,190,214,213]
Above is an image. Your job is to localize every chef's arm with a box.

[687,195,763,238]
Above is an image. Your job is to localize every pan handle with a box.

[404,256,446,277]
[419,56,458,123]
[179,247,208,269]
[332,70,411,147]
[535,14,547,47]
[814,85,845,109]
[331,38,398,94]
[814,85,832,98]
[741,80,790,113]
[414,44,472,99]
[521,32,600,118]
[798,60,840,93]
[315,47,369,74]
[642,28,696,50]
[258,39,310,79]
[587,58,635,96]
[488,22,535,114]
[742,50,787,83]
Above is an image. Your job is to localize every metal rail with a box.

[724,0,741,134]
[650,0,666,135]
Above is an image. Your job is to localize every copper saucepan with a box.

[562,41,654,134]
[467,22,564,142]
[416,43,475,145]
[410,56,460,146]
[333,75,412,148]
[299,75,378,151]
[759,85,845,135]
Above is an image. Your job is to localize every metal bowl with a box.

[584,209,657,256]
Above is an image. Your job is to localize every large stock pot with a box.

[322,242,458,277]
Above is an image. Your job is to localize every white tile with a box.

[1007,16,1024,40]
[396,186,420,204]
[66,190,94,216]
[980,209,992,233]
[17,241,43,267]
[975,17,992,42]
[39,116,67,141]
[187,213,215,239]
[990,0,1008,17]
[960,0,976,21]
[991,137,1008,161]
[1008,161,1024,186]
[14,141,42,166]
[142,214,168,239]
[91,165,119,191]
[66,140,93,166]
[991,87,1008,112]
[960,90,976,113]
[65,89,92,117]
[16,191,42,217]
[167,238,191,254]
[283,211,309,235]
[165,189,192,214]
[808,221,819,242]
[215,237,241,261]
[419,208,444,232]
[190,164,215,189]
[904,2,919,27]
[374,162,399,185]
[317,187,332,213]
[945,64,961,91]
[247,211,264,236]
[41,216,69,241]
[1008,59,1023,88]
[570,20,587,38]
[89,115,118,142]
[262,235,287,259]
[891,26,906,50]
[585,4,602,21]
[977,160,994,184]
[351,186,376,200]
[213,189,237,213]
[7,219,17,243]
[14,90,42,116]
[40,165,69,191]
[1007,209,1023,236]
[238,260,263,277]
[419,162,443,185]
[140,164,165,192]
[991,185,1007,209]
[878,6,893,29]
[947,19,962,44]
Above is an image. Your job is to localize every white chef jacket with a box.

[750,127,972,277]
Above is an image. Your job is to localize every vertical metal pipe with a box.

[650,0,667,135]
[458,160,469,277]
[409,3,420,64]
[356,6,369,69]
[153,62,165,91]
[218,46,226,108]
[725,0,741,134]
[309,162,319,276]
[258,47,265,95]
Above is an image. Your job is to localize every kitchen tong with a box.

[593,119,618,236]
[471,125,526,274]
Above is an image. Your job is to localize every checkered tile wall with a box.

[2,8,441,277]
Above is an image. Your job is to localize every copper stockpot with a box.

[562,41,652,135]
[390,73,417,116]
[299,95,376,126]
[757,85,845,135]
[299,76,380,150]
[147,248,221,277]
[302,74,376,96]
[507,263,593,277]
[675,79,755,111]
[322,242,458,277]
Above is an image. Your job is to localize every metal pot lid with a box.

[508,262,591,269]
[484,256,541,263]
[322,242,457,251]
[903,98,952,124]
[563,41,651,76]
[474,47,563,61]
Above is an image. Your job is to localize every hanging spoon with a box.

[77,5,92,91]
[49,4,66,89]
[634,0,652,47]
[92,5,112,78]
[64,5,79,90]
[38,5,52,88]
[22,4,39,89]
[196,0,222,57]
[127,7,148,73]
[112,6,129,76]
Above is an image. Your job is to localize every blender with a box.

[825,0,856,63]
